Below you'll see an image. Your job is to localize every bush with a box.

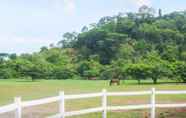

[99,66,113,80]
[52,67,75,79]
[172,61,186,82]
[0,68,13,79]
[77,60,102,79]
[99,65,124,80]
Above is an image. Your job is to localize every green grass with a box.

[0,79,186,118]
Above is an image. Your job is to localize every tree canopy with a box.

[1,6,186,83]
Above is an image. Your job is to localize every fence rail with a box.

[1,88,186,118]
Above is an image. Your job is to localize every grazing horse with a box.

[109,79,120,86]
[88,77,97,80]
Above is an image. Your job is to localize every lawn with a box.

[0,79,186,118]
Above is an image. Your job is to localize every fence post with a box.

[14,97,22,118]
[151,88,156,118]
[102,89,107,118]
[59,91,65,118]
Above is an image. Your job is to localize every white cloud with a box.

[134,0,151,7]
[51,0,76,15]
[63,0,76,14]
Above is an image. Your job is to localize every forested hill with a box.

[1,6,186,84]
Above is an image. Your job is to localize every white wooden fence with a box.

[1,88,186,118]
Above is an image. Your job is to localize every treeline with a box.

[1,6,186,84]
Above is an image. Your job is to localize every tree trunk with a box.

[153,78,157,84]
[138,79,141,84]
[183,79,186,83]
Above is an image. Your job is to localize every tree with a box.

[0,63,14,79]
[9,53,17,60]
[97,16,114,27]
[138,5,156,19]
[40,46,48,52]
[81,26,89,32]
[52,67,75,80]
[2,9,186,84]
[116,17,135,35]
[161,44,179,61]
[144,51,171,84]
[170,61,186,82]
[126,63,150,84]
[58,32,78,48]
[76,29,128,64]
[117,43,135,60]
[77,59,102,79]
[0,53,9,63]
[158,9,162,17]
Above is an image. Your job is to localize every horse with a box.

[109,79,120,86]
[88,77,97,80]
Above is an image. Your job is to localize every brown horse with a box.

[109,79,120,86]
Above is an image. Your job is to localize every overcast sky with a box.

[0,0,185,54]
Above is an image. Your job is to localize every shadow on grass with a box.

[15,80,40,83]
[14,79,186,85]
[122,81,185,85]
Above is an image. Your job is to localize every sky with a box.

[0,0,186,54]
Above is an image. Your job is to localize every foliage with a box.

[77,59,102,79]
[1,7,186,83]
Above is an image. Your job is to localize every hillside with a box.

[1,6,186,84]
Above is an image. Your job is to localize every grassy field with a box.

[0,79,186,118]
